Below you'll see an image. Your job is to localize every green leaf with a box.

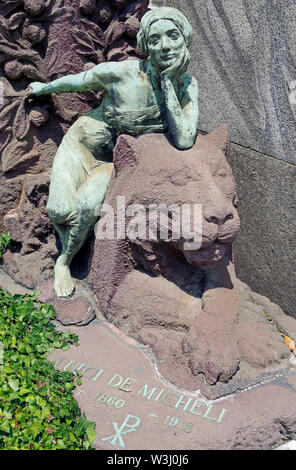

[85,422,96,444]
[0,421,11,434]
[8,379,19,392]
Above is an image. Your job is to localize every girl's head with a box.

[137,7,192,71]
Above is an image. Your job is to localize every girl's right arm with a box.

[29,61,118,96]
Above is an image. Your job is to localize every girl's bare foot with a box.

[54,256,75,298]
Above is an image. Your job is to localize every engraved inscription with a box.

[53,355,227,440]
[101,414,142,449]
[93,392,126,409]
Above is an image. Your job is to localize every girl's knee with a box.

[77,117,114,155]
[47,200,75,224]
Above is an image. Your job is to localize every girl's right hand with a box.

[28,81,46,96]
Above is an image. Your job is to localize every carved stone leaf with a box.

[0,1,23,17]
[105,21,126,46]
[0,42,18,55]
[44,0,66,15]
[8,12,26,30]
[80,18,105,47]
[0,16,9,32]
[72,28,95,53]
[0,18,10,43]
[13,99,30,140]
[0,126,12,152]
[107,49,129,62]
[73,45,96,59]
[46,43,59,74]
[41,0,73,22]
[0,100,19,132]
[22,64,44,80]
[0,43,41,65]
[0,76,19,97]
[47,6,74,22]
[5,148,39,173]
[0,53,9,64]
[110,39,130,52]
[2,139,28,173]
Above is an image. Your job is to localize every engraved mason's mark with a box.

[101,414,141,449]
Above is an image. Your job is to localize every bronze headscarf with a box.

[137,7,193,56]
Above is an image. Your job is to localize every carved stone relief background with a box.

[0,0,148,287]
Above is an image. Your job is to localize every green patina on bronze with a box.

[29,7,199,298]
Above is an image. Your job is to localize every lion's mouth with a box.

[182,242,226,269]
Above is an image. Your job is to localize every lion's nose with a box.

[204,209,234,226]
[223,213,234,222]
[204,215,219,225]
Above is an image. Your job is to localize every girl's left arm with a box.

[161,73,199,150]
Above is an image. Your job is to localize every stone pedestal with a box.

[48,317,296,450]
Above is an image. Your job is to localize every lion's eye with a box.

[217,168,227,177]
[232,195,238,208]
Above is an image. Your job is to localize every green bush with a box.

[0,233,96,450]
[0,232,11,259]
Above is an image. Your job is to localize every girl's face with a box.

[147,19,185,71]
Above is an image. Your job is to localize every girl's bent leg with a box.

[47,113,114,297]
[49,163,114,298]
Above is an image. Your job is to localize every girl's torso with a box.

[86,60,185,136]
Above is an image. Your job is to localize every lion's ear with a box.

[113,135,139,173]
[205,124,228,153]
